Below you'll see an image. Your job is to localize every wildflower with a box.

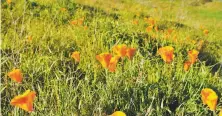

[60,8,67,12]
[188,50,199,64]
[10,90,36,112]
[27,36,32,42]
[126,47,136,60]
[167,29,173,35]
[112,44,128,57]
[108,56,120,72]
[8,69,23,83]
[7,0,11,4]
[96,53,112,68]
[201,88,218,111]
[111,111,126,116]
[147,17,156,26]
[71,51,80,63]
[146,25,153,33]
[78,17,84,26]
[184,61,192,71]
[132,20,139,25]
[70,20,78,25]
[203,29,209,35]
[158,46,174,63]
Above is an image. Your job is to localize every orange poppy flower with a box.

[132,20,139,25]
[8,69,23,83]
[203,29,209,35]
[184,61,192,71]
[108,56,120,72]
[111,111,126,116]
[167,29,173,35]
[201,88,218,111]
[112,44,128,57]
[158,46,174,63]
[70,20,78,25]
[71,51,80,63]
[10,90,36,112]
[78,17,84,26]
[126,47,136,60]
[146,25,153,33]
[7,0,11,4]
[188,50,199,64]
[96,53,112,68]
[147,17,156,26]
[60,8,67,12]
[219,109,222,116]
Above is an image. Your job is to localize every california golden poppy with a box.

[158,46,174,63]
[112,44,128,57]
[10,90,36,112]
[132,20,139,25]
[70,20,78,25]
[8,69,23,83]
[147,17,156,26]
[71,51,80,63]
[78,17,84,26]
[111,111,126,116]
[146,26,153,33]
[201,88,218,111]
[203,29,209,35]
[126,47,136,60]
[188,50,199,64]
[7,0,11,4]
[60,8,67,12]
[167,29,173,35]
[108,56,120,72]
[184,61,192,71]
[96,53,112,68]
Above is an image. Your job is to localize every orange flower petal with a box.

[201,88,218,111]
[8,69,23,83]
[96,53,112,68]
[108,56,120,72]
[158,46,174,63]
[184,61,192,71]
[112,44,128,57]
[126,47,136,60]
[111,111,126,116]
[188,50,199,64]
[146,25,153,33]
[10,90,36,112]
[203,29,209,35]
[71,51,80,63]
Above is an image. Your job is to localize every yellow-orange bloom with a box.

[111,111,126,116]
[188,50,199,64]
[219,109,222,116]
[96,53,112,68]
[108,56,120,72]
[203,29,209,35]
[132,20,139,25]
[8,69,23,83]
[158,46,174,63]
[70,20,78,25]
[146,25,153,33]
[60,8,67,12]
[10,90,36,112]
[71,51,80,63]
[201,88,218,111]
[126,47,136,60]
[7,0,11,4]
[147,17,156,26]
[167,29,173,35]
[184,61,192,71]
[113,44,128,57]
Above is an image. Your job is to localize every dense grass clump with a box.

[1,0,222,115]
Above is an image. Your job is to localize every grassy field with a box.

[1,0,222,115]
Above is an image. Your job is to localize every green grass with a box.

[1,0,222,116]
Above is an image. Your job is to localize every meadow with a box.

[1,0,222,115]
